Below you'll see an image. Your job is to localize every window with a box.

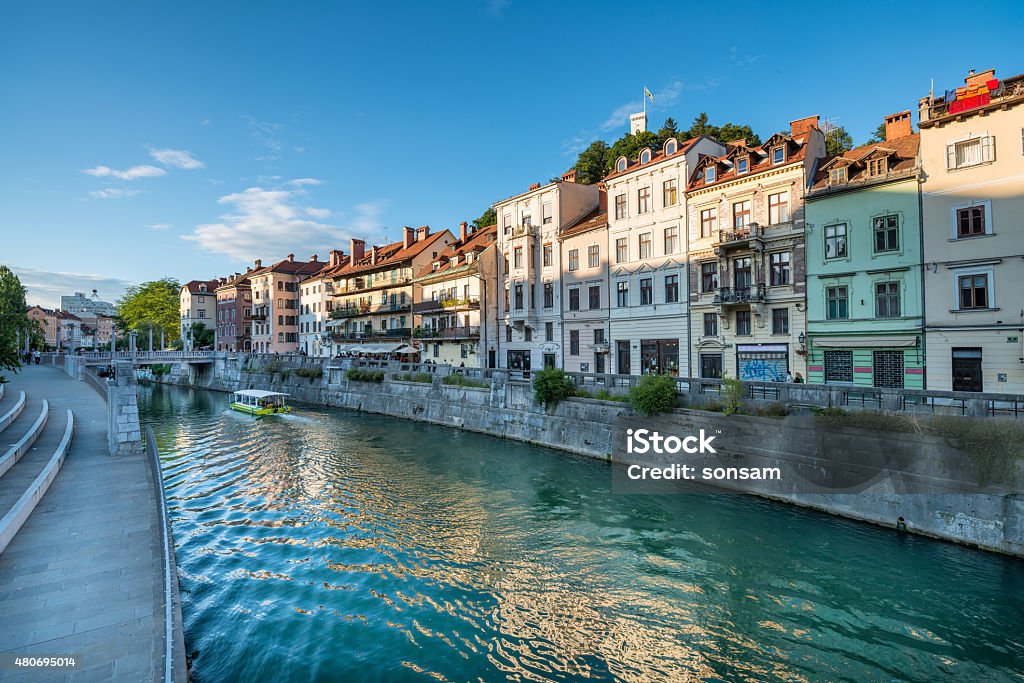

[615,238,628,263]
[825,350,854,384]
[768,191,790,224]
[824,223,848,259]
[568,249,579,271]
[568,287,580,311]
[663,179,677,207]
[542,202,552,224]
[772,147,785,164]
[867,158,887,177]
[946,135,994,169]
[615,194,627,219]
[545,322,553,341]
[639,149,651,164]
[616,281,629,307]
[876,281,901,317]
[703,312,718,337]
[522,213,532,227]
[570,330,580,355]
[506,325,513,342]
[514,283,523,309]
[513,247,523,269]
[616,157,627,172]
[594,328,605,344]
[640,278,653,305]
[664,274,679,303]
[665,139,678,155]
[733,257,752,290]
[736,157,748,174]
[701,262,718,292]
[770,252,791,286]
[543,243,552,267]
[700,207,717,238]
[664,226,678,254]
[524,327,532,342]
[874,215,899,252]
[736,310,751,336]
[588,285,600,310]
[733,200,751,229]
[638,233,652,259]
[588,244,599,268]
[772,308,789,334]
[637,187,651,213]
[826,285,849,319]
[543,283,554,309]
[956,205,986,238]
[705,167,715,183]
[958,273,989,309]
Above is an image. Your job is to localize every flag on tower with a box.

[644,86,654,103]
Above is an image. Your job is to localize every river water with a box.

[138,384,1024,682]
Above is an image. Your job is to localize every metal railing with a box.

[413,326,480,339]
[714,285,766,304]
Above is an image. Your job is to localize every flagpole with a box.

[643,86,646,119]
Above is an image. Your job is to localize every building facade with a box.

[494,174,599,373]
[60,291,116,318]
[559,205,610,373]
[179,280,219,349]
[805,114,924,388]
[298,250,348,357]
[606,135,726,377]
[918,68,1024,393]
[686,117,825,381]
[412,223,498,366]
[26,306,58,349]
[215,273,253,352]
[249,255,326,354]
[328,228,454,354]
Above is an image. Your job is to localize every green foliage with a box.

[346,368,384,382]
[752,402,789,418]
[595,388,629,403]
[867,122,887,144]
[606,131,660,174]
[928,416,1024,488]
[721,375,745,415]
[263,358,282,374]
[149,363,172,377]
[826,126,854,156]
[279,370,290,379]
[573,140,612,184]
[295,367,324,381]
[397,372,432,383]
[628,374,678,416]
[27,317,45,352]
[533,367,576,408]
[187,322,215,349]
[684,113,762,146]
[442,374,487,388]
[116,278,181,343]
[0,266,28,373]
[471,207,496,229]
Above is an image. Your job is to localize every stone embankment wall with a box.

[153,357,1024,557]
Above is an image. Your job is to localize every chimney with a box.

[789,115,820,138]
[329,249,344,267]
[598,182,607,213]
[403,226,415,249]
[561,169,577,183]
[416,225,430,241]
[459,221,468,242]
[287,253,295,262]
[371,246,379,265]
[965,68,996,88]
[529,182,541,191]
[310,254,318,262]
[246,266,252,273]
[350,238,365,262]
[254,259,262,269]
[884,110,912,141]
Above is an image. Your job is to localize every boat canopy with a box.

[233,390,290,398]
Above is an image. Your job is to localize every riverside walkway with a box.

[0,365,162,682]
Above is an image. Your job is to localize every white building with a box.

[60,291,116,318]
[179,280,219,349]
[605,132,726,376]
[559,201,610,373]
[493,172,599,373]
[298,250,348,357]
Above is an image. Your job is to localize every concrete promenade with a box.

[0,365,162,682]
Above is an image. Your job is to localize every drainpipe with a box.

[917,168,927,389]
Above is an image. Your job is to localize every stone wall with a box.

[150,356,1024,557]
[107,361,143,455]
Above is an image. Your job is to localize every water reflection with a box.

[138,384,1024,683]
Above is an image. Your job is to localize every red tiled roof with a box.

[299,255,352,283]
[809,133,919,194]
[559,208,608,239]
[336,230,452,278]
[413,225,497,278]
[686,132,812,191]
[603,137,702,181]
[182,279,221,295]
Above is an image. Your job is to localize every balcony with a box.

[329,305,370,319]
[714,285,766,306]
[414,326,480,340]
[713,224,763,253]
[331,327,412,341]
[922,75,1024,124]
[370,302,411,314]
[250,311,268,321]
[413,297,480,313]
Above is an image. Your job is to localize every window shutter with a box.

[946,144,956,169]
[982,135,995,162]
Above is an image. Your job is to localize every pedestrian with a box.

[794,372,804,384]
[784,370,793,383]
[33,350,41,365]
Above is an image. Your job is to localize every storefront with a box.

[736,343,789,382]
[640,339,680,376]
[507,350,531,374]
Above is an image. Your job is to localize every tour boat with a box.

[229,390,292,415]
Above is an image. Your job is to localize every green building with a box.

[803,114,924,389]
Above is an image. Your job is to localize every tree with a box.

[187,322,215,349]
[27,317,45,352]
[867,122,887,144]
[573,140,611,185]
[606,131,659,174]
[0,266,28,375]
[684,113,761,146]
[116,278,180,344]
[471,207,496,229]
[826,126,855,156]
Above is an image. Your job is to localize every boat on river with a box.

[229,390,292,415]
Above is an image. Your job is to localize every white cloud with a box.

[145,223,172,231]
[245,116,284,152]
[3,264,134,310]
[305,207,331,219]
[88,188,142,199]
[82,164,166,180]
[150,148,205,170]
[288,177,323,186]
[598,80,688,133]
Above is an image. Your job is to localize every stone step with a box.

[0,406,74,554]
[0,398,47,478]
[0,388,26,434]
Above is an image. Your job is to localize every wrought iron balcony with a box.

[330,327,412,341]
[413,326,480,340]
[714,285,766,305]
[413,297,480,313]
[714,224,763,252]
[329,305,370,319]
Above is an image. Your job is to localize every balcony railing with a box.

[329,305,370,319]
[250,312,268,321]
[413,326,480,340]
[330,327,412,340]
[923,75,1024,123]
[715,224,762,247]
[714,285,766,305]
[413,297,480,313]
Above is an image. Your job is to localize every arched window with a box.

[664,138,678,155]
[616,157,627,172]
[639,148,651,164]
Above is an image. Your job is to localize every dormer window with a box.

[665,139,678,155]
[829,167,847,185]
[466,252,475,263]
[432,263,440,271]
[705,167,716,183]
[772,147,785,164]
[616,157,627,172]
[867,158,887,177]
[736,157,749,174]
[639,148,652,164]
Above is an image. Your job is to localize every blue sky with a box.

[2,0,1022,308]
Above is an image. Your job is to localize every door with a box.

[488,349,496,368]
[543,353,556,369]
[595,352,606,374]
[616,341,631,375]
[700,353,722,379]
[951,348,983,392]
[872,350,904,388]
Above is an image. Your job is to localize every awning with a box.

[325,319,346,328]
[813,336,918,348]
